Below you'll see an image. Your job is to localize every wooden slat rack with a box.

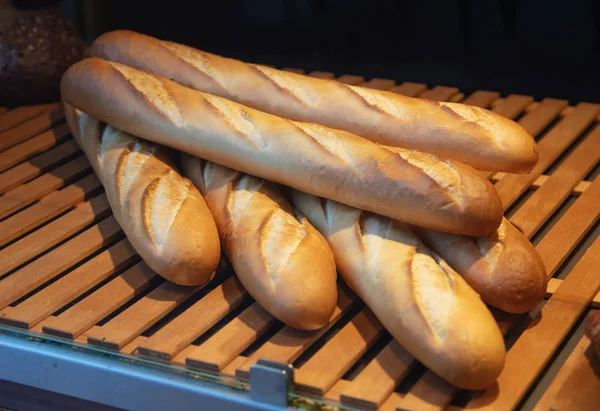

[0,71,599,410]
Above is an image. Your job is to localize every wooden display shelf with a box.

[0,72,599,410]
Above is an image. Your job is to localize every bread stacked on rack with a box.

[60,30,549,390]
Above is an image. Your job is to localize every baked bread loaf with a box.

[180,154,337,330]
[413,218,548,313]
[60,58,503,236]
[63,103,221,286]
[89,30,537,173]
[585,312,600,358]
[290,190,506,389]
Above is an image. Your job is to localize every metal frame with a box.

[0,330,287,410]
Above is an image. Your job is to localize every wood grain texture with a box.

[137,276,248,360]
[0,194,110,277]
[86,281,200,350]
[42,262,157,339]
[0,103,60,133]
[460,90,500,108]
[185,303,275,372]
[295,308,384,396]
[0,239,137,329]
[0,140,81,195]
[419,86,460,102]
[389,82,428,97]
[0,108,65,151]
[0,124,71,173]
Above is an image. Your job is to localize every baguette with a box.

[63,103,221,286]
[60,58,502,236]
[413,219,548,313]
[89,30,537,173]
[180,154,337,330]
[289,190,506,389]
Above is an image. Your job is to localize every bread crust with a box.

[61,58,502,236]
[290,190,506,389]
[414,218,548,313]
[89,30,538,173]
[180,154,337,330]
[64,103,220,285]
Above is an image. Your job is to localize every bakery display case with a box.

[1,77,599,409]
[1,1,600,410]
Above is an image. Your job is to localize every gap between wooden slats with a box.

[0,140,81,194]
[0,173,102,247]
[136,276,248,361]
[0,194,110,276]
[0,239,138,329]
[0,155,90,219]
[0,123,71,173]
[0,103,60,134]
[0,216,122,310]
[42,261,157,339]
[0,108,65,151]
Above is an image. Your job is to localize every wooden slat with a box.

[137,276,248,360]
[337,340,416,410]
[547,278,600,307]
[0,194,111,277]
[397,372,456,411]
[0,216,122,310]
[0,173,102,247]
[336,75,365,85]
[0,140,80,194]
[308,71,335,79]
[361,78,396,90]
[0,156,90,219]
[380,392,405,411]
[537,174,600,276]
[510,124,600,237]
[295,308,384,396]
[0,124,71,173]
[419,86,459,102]
[0,239,137,329]
[86,282,200,350]
[185,303,275,372]
[235,286,355,378]
[535,329,600,410]
[389,82,427,97]
[0,103,61,133]
[42,262,157,339]
[490,174,590,196]
[0,107,7,115]
[495,103,600,208]
[461,90,500,108]
[0,108,65,151]
[466,235,600,410]
[491,94,534,119]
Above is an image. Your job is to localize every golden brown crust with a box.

[181,154,337,330]
[89,30,538,173]
[414,218,548,313]
[290,190,506,389]
[63,103,221,285]
[61,58,502,236]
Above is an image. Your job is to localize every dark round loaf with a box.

[0,9,85,105]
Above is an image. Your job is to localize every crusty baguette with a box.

[180,154,337,330]
[290,190,506,389]
[89,30,537,173]
[63,103,221,286]
[412,218,547,313]
[60,58,503,236]
[585,312,600,358]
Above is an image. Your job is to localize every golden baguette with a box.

[60,58,502,236]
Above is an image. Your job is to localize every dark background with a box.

[56,0,600,103]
